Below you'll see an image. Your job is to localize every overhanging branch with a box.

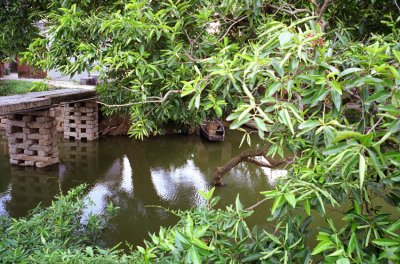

[97,90,181,108]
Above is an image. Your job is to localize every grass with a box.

[0,80,36,96]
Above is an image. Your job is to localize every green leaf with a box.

[336,258,350,264]
[279,109,294,134]
[366,90,391,103]
[372,238,400,247]
[323,143,348,155]
[187,245,202,264]
[254,117,267,131]
[271,195,285,214]
[359,154,366,189]
[393,50,400,64]
[338,68,363,78]
[304,199,311,215]
[284,193,296,208]
[311,241,334,255]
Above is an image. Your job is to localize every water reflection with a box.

[6,167,59,217]
[0,132,287,246]
[151,159,208,205]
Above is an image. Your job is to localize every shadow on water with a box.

[1,130,397,248]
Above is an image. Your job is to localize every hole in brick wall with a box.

[81,113,87,117]
[81,128,86,133]
[16,148,24,154]
[11,126,23,133]
[69,136,76,141]
[32,139,39,145]
[81,147,87,152]
[82,155,88,160]
[70,128,76,132]
[69,119,75,124]
[32,150,38,156]
[14,114,23,121]
[69,103,74,107]
[16,138,23,143]
[70,154,76,159]
[71,146,77,151]
[81,120,86,125]
[30,128,39,134]
[16,160,24,165]
[81,137,87,142]
[69,112,74,116]
[31,116,37,122]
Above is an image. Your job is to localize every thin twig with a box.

[245,198,268,211]
[218,16,248,41]
[395,0,400,12]
[367,116,384,134]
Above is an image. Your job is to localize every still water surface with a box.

[0,131,397,248]
[0,131,287,246]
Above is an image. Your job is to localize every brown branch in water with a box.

[214,148,293,186]
[97,90,181,108]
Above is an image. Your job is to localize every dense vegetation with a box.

[0,80,35,96]
[0,0,399,263]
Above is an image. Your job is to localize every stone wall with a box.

[6,110,59,168]
[63,101,99,141]
[0,117,7,130]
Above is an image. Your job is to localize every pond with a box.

[0,131,397,248]
[0,131,286,246]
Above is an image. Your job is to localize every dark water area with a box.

[0,131,398,249]
[0,131,287,246]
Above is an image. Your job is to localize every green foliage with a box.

[0,1,47,61]
[0,185,120,263]
[29,81,50,92]
[23,0,399,138]
[0,80,36,96]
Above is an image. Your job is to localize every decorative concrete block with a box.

[6,110,59,168]
[63,100,98,141]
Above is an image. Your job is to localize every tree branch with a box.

[218,16,248,41]
[97,90,181,108]
[265,3,312,17]
[214,147,293,186]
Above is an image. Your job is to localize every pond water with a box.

[0,131,287,246]
[0,131,397,248]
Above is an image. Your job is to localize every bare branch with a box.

[245,198,268,211]
[218,16,248,41]
[97,90,181,108]
[214,148,294,186]
[395,0,400,12]
[318,0,331,18]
